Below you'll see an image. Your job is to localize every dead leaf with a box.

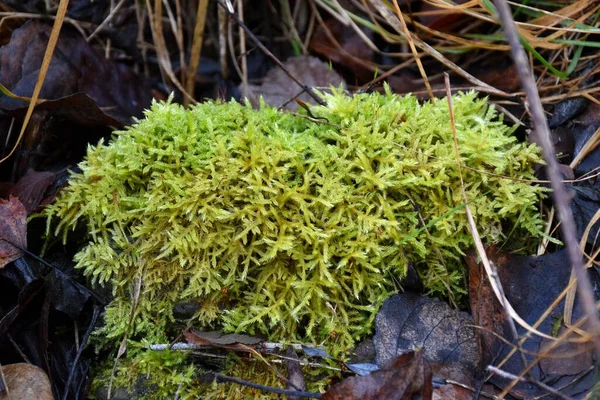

[310,18,374,82]
[323,350,433,400]
[0,196,26,269]
[285,346,306,400]
[373,293,479,384]
[0,363,53,400]
[467,247,599,398]
[0,20,152,126]
[243,56,346,111]
[0,169,55,215]
[183,329,264,348]
[432,383,476,400]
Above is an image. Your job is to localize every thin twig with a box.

[86,0,127,42]
[487,366,574,400]
[215,0,326,106]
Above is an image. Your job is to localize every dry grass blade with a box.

[185,0,209,106]
[145,0,195,104]
[487,366,575,400]
[0,0,70,165]
[366,0,509,97]
[391,0,433,99]
[498,305,599,399]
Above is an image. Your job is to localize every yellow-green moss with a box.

[44,87,544,395]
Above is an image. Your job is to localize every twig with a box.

[148,341,326,352]
[209,372,322,399]
[215,0,326,106]
[493,0,600,357]
[86,0,127,42]
[487,366,574,400]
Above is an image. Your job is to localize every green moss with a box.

[44,87,544,393]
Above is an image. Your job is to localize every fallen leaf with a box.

[0,169,55,214]
[432,383,475,400]
[183,328,263,348]
[373,293,479,384]
[243,56,346,111]
[0,196,26,268]
[323,350,433,400]
[548,97,588,128]
[569,180,600,248]
[0,20,152,126]
[310,18,374,82]
[285,346,306,400]
[467,247,599,398]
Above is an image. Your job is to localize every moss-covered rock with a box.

[44,87,543,357]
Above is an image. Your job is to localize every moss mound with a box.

[44,88,543,353]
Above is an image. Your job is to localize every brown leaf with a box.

[467,247,598,398]
[243,56,346,111]
[0,363,53,400]
[432,384,477,400]
[0,196,26,269]
[285,346,306,400]
[323,350,433,400]
[183,328,263,348]
[0,20,152,126]
[373,293,479,384]
[310,18,374,82]
[0,169,55,214]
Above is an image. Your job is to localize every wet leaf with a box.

[373,293,479,383]
[569,180,600,248]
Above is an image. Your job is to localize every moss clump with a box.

[44,87,543,356]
